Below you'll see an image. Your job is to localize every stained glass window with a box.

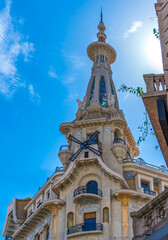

[90,78,95,100]
[99,76,107,107]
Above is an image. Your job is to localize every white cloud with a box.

[48,70,58,79]
[48,66,76,85]
[28,84,40,104]
[0,0,34,98]
[69,55,86,69]
[124,21,142,39]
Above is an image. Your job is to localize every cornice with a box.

[52,156,129,193]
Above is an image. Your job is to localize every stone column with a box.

[51,207,58,240]
[118,194,131,237]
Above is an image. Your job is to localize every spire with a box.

[97,8,106,42]
[100,7,103,23]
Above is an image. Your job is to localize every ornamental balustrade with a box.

[131,190,168,238]
[123,157,168,174]
[67,223,103,235]
[144,74,166,93]
[73,186,102,198]
[143,188,157,196]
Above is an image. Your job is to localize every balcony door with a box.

[84,212,96,231]
[86,181,98,195]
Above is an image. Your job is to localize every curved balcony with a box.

[73,186,102,202]
[143,188,157,196]
[58,145,73,170]
[67,223,103,237]
[113,138,126,145]
[111,138,127,163]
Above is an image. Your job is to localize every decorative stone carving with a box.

[108,93,115,108]
[111,143,127,164]
[75,129,82,137]
[77,96,87,110]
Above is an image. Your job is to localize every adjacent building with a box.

[3,12,168,240]
[131,0,168,240]
[142,0,168,165]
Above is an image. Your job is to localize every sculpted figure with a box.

[77,96,87,110]
[108,93,115,108]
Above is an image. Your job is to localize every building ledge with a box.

[12,199,65,239]
[67,230,103,238]
[112,189,156,200]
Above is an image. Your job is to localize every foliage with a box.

[153,28,160,39]
[118,84,158,149]
[118,84,144,97]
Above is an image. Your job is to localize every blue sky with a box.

[0,0,165,238]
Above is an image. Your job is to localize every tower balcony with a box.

[67,223,103,237]
[58,145,73,171]
[73,186,102,202]
[111,138,127,164]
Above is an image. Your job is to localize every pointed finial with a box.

[100,7,103,23]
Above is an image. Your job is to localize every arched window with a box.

[67,212,74,228]
[86,181,98,194]
[90,78,95,100]
[103,207,109,223]
[99,76,107,107]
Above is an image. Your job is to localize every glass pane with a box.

[141,181,150,190]
[99,77,107,107]
[90,78,95,100]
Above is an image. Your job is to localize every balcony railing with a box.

[144,74,166,93]
[73,186,102,198]
[143,188,157,196]
[67,223,103,235]
[123,157,168,174]
[113,138,126,145]
[59,145,71,151]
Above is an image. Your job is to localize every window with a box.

[164,186,168,191]
[87,133,98,145]
[37,200,41,208]
[96,55,99,63]
[103,207,109,223]
[84,152,89,158]
[100,55,104,63]
[28,209,33,217]
[67,212,74,228]
[141,180,150,190]
[84,212,96,231]
[46,190,50,199]
[90,78,95,100]
[86,181,98,194]
[99,77,107,107]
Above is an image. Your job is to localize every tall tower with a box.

[4,10,168,240]
[59,11,139,175]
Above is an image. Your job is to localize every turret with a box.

[58,10,139,175]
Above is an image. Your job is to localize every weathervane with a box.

[68,131,102,161]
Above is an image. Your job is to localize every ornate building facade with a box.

[3,12,168,240]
